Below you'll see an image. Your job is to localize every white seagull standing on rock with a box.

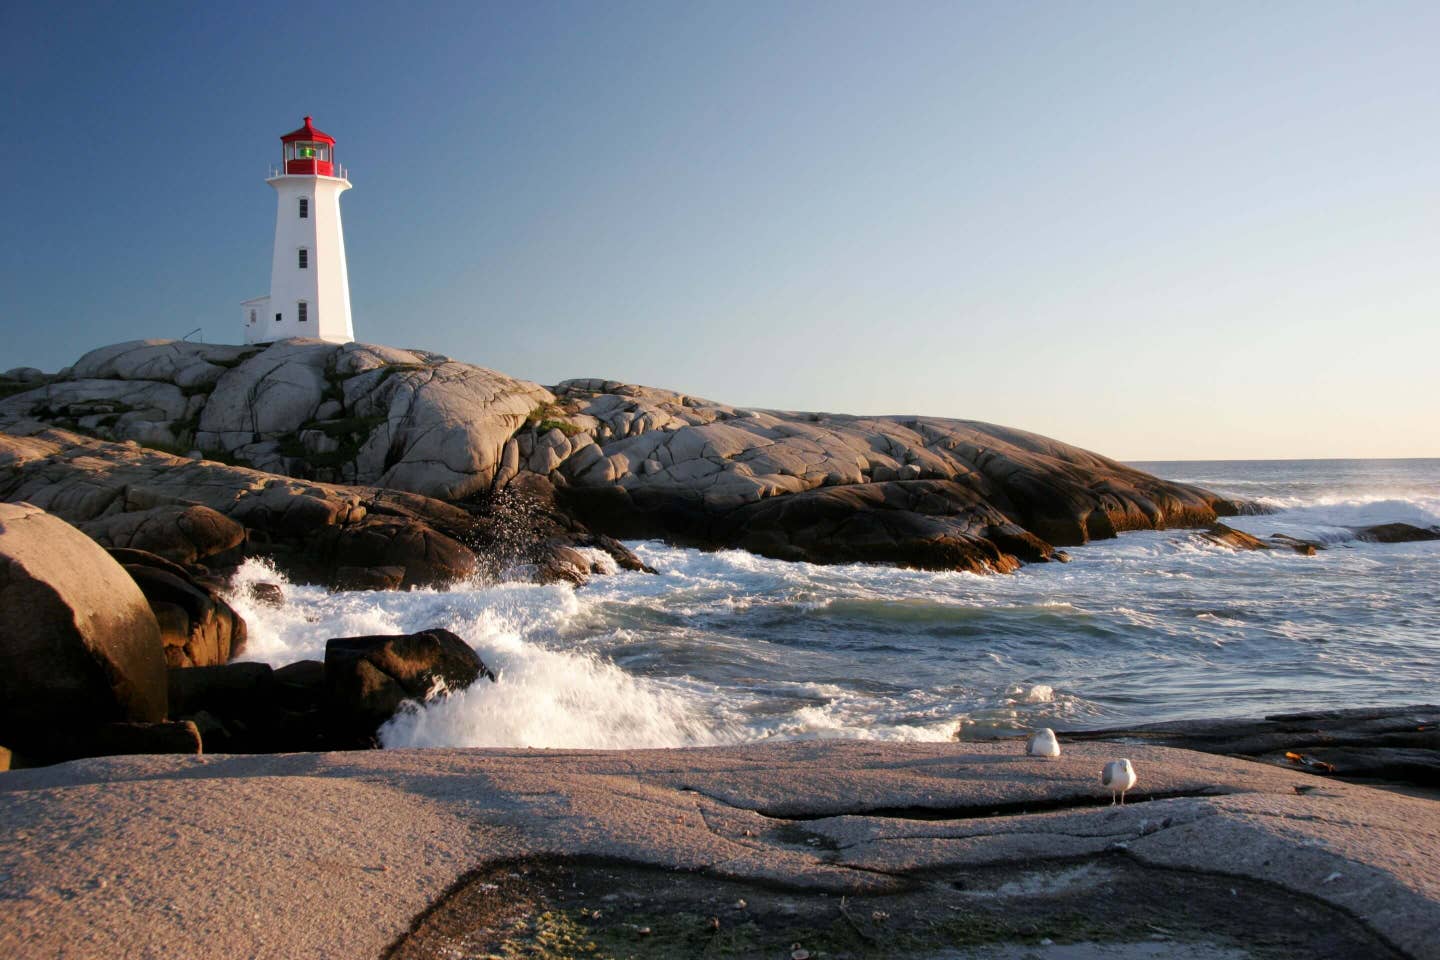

[1102,759,1138,805]
[1026,728,1061,758]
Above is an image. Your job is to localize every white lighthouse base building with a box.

[242,117,355,345]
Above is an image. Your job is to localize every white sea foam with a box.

[219,461,1440,749]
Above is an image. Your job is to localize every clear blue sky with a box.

[2,1,1436,459]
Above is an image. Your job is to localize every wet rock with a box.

[1351,522,1440,544]
[1063,705,1440,789]
[274,659,324,701]
[324,628,496,745]
[719,480,1034,573]
[316,517,476,589]
[331,565,405,591]
[0,503,167,760]
[248,581,286,606]
[1267,533,1321,556]
[1197,523,1319,556]
[535,542,592,585]
[1197,522,1271,551]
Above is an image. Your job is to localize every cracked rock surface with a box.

[1,740,1435,959]
[0,427,480,589]
[2,338,1248,573]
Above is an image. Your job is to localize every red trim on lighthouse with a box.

[281,116,337,176]
[281,116,335,144]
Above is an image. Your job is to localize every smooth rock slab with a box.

[0,741,1436,960]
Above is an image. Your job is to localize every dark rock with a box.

[586,533,655,573]
[165,660,334,753]
[3,366,47,384]
[248,581,286,607]
[1062,705,1440,789]
[1198,523,1272,552]
[332,565,405,592]
[324,629,496,744]
[88,720,202,757]
[536,542,591,585]
[317,517,476,589]
[0,503,167,761]
[274,659,325,709]
[168,661,275,716]
[724,481,1033,573]
[1267,533,1321,556]
[275,658,324,687]
[1352,523,1440,544]
[116,549,247,667]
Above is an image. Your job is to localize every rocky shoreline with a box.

[4,339,1439,770]
[3,337,1257,580]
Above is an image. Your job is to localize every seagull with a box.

[1102,759,1137,805]
[1026,728,1061,758]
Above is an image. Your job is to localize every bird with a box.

[1026,727,1061,758]
[1102,759,1137,805]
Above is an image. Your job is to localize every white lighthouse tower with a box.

[241,117,355,344]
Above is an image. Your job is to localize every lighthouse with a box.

[241,117,355,344]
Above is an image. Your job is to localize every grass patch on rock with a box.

[525,402,584,437]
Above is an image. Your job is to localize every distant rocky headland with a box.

[1,336,1257,587]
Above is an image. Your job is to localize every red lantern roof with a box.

[280,116,335,145]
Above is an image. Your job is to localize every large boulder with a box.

[82,504,246,565]
[345,357,554,500]
[0,503,168,759]
[195,339,336,449]
[165,661,329,753]
[110,548,247,667]
[314,516,478,590]
[324,628,495,744]
[548,382,1247,571]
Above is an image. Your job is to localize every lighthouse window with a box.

[298,197,309,219]
[297,301,309,323]
[249,310,256,325]
[298,248,309,269]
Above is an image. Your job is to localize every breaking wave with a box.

[225,458,1440,749]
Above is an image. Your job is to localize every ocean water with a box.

[223,459,1440,750]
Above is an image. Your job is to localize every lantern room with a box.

[280,116,336,176]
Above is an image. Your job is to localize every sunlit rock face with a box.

[1,339,1244,574]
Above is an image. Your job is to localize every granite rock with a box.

[0,503,168,759]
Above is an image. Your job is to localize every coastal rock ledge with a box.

[0,741,1435,959]
[1,338,1250,575]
